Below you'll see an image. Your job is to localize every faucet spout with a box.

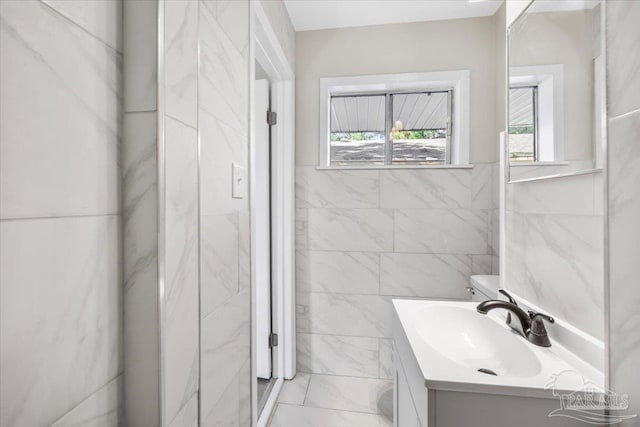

[476,300,532,337]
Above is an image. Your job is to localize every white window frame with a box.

[318,70,471,169]
[509,64,564,163]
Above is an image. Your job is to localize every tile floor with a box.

[268,373,393,426]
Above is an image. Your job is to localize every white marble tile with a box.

[296,250,379,295]
[199,3,249,135]
[199,108,248,216]
[491,255,500,276]
[297,333,379,378]
[164,0,198,127]
[471,163,493,210]
[607,0,640,118]
[168,393,198,427]
[380,253,471,299]
[123,265,159,427]
[270,404,392,427]
[200,290,251,419]
[394,209,488,254]
[51,376,122,427]
[379,169,471,209]
[305,375,392,416]
[296,167,379,209]
[296,291,310,333]
[122,113,158,427]
[123,112,157,292]
[307,293,393,338]
[471,254,493,275]
[489,208,500,256]
[200,213,239,318]
[123,0,157,112]
[296,208,308,250]
[257,0,295,68]
[203,368,240,427]
[608,110,640,420]
[0,0,121,219]
[512,214,604,340]
[278,372,311,406]
[164,117,199,423]
[42,0,122,52]
[0,216,121,426]
[378,339,393,380]
[238,210,251,291]
[308,209,394,252]
[239,357,252,426]
[505,173,597,215]
[216,0,249,55]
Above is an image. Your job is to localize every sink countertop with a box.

[392,299,604,399]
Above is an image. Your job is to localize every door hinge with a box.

[267,110,277,126]
[269,332,278,348]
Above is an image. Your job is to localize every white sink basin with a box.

[392,299,604,398]
[414,306,541,377]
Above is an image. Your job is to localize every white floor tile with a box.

[269,404,392,427]
[304,375,392,417]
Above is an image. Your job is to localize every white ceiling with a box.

[283,0,504,32]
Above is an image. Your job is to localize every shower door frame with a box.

[250,1,296,426]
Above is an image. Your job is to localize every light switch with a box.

[232,163,246,199]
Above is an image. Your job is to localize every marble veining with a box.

[200,290,251,419]
[606,0,640,117]
[165,0,198,127]
[306,293,393,338]
[380,253,471,299]
[0,216,121,426]
[164,117,199,423]
[296,250,379,295]
[394,209,489,254]
[200,213,240,317]
[51,376,122,427]
[308,208,394,252]
[305,375,392,416]
[297,333,379,378]
[296,167,379,209]
[379,169,471,209]
[0,0,122,219]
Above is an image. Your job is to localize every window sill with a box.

[316,164,475,171]
[509,161,570,167]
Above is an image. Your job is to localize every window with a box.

[329,91,452,166]
[509,64,564,163]
[319,71,470,168]
[509,86,538,161]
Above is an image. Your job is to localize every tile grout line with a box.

[0,212,120,222]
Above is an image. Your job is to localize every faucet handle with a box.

[528,311,555,323]
[527,311,555,347]
[499,289,518,305]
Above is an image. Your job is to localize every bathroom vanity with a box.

[392,300,604,427]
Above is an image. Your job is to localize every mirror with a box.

[507,0,605,182]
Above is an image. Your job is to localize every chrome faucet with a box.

[476,290,555,347]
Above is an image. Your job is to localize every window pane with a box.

[509,87,535,161]
[330,95,386,165]
[391,92,449,165]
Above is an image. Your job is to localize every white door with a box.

[255,79,272,379]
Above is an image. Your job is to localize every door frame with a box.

[249,1,296,425]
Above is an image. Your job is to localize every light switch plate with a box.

[232,163,246,199]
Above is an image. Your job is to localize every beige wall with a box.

[294,17,502,379]
[296,16,499,166]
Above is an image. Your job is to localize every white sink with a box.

[393,299,604,398]
[415,306,542,377]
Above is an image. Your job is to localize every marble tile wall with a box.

[198,0,252,426]
[295,166,497,379]
[122,0,160,425]
[504,172,604,342]
[0,0,123,425]
[606,0,640,423]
